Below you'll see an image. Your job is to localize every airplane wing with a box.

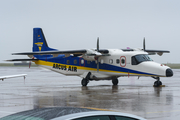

[12,49,109,57]
[12,49,87,55]
[0,74,27,81]
[145,50,170,56]
[142,38,170,56]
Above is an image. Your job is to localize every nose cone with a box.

[166,68,173,77]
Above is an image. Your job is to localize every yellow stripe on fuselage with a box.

[34,60,157,77]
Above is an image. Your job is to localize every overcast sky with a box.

[0,0,179,63]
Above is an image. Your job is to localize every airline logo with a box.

[35,42,43,51]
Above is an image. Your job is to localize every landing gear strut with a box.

[81,72,91,86]
[153,77,162,87]
[112,78,118,85]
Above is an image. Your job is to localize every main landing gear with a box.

[81,72,91,86]
[153,77,162,87]
[81,78,89,86]
[112,78,118,85]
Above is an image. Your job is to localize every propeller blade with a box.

[143,37,146,51]
[97,37,99,52]
[97,37,99,72]
[97,58,99,72]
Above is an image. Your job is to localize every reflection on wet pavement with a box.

[0,67,180,120]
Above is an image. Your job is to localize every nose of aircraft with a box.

[166,68,173,77]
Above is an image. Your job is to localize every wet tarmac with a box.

[0,66,180,120]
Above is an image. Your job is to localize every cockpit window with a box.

[132,54,152,65]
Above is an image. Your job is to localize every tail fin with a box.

[33,28,56,52]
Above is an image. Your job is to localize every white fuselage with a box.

[34,49,170,80]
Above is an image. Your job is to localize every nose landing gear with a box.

[152,77,162,87]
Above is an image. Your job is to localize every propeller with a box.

[97,37,99,72]
[143,37,146,51]
[97,37,99,52]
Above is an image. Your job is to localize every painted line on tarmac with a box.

[147,110,180,114]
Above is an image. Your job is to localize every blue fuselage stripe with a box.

[35,55,155,76]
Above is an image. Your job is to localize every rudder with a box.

[33,28,56,52]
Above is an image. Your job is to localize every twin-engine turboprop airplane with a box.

[8,28,173,87]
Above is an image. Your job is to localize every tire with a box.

[154,81,162,87]
[81,79,88,86]
[154,81,158,87]
[112,78,118,85]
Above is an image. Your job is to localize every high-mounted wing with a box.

[143,38,170,56]
[12,49,109,58]
[145,49,170,56]
[0,74,27,81]
[12,49,87,56]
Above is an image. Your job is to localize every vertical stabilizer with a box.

[33,28,56,52]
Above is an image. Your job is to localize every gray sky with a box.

[0,0,179,63]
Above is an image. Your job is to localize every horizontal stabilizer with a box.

[6,59,38,61]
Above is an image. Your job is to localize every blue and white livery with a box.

[9,28,173,87]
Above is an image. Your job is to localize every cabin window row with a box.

[109,59,125,64]
[66,60,91,65]
[66,59,125,65]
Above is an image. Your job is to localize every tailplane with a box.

[33,28,56,52]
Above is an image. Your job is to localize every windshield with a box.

[132,54,152,65]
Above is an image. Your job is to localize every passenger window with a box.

[121,59,125,64]
[67,60,70,64]
[109,59,113,64]
[74,60,77,64]
[115,116,137,120]
[81,59,84,64]
[116,59,120,64]
[74,115,110,120]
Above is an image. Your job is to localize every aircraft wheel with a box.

[81,79,88,86]
[159,81,162,85]
[112,78,118,85]
[154,81,162,87]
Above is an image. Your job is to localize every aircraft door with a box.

[120,56,126,67]
[79,57,85,67]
